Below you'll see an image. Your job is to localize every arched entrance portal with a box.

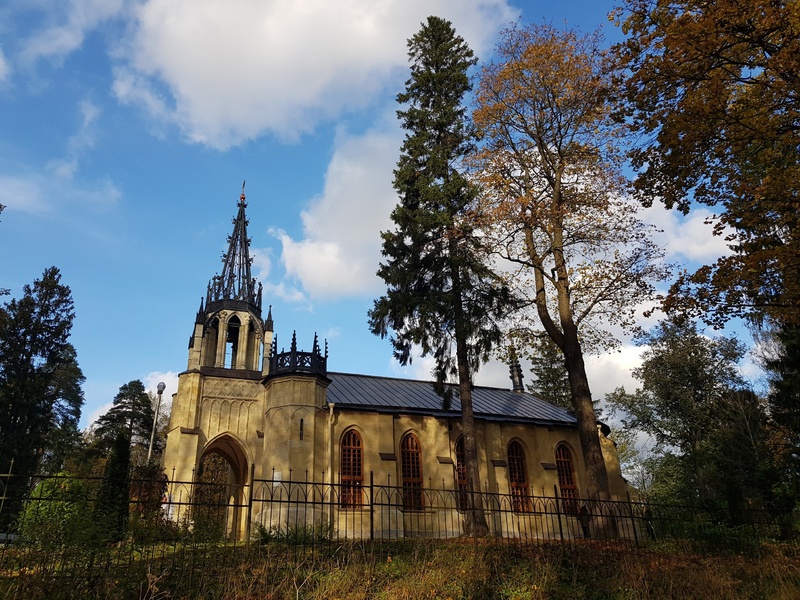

[195,436,249,539]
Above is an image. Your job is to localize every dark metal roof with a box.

[326,372,577,427]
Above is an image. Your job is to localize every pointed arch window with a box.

[340,429,363,507]
[401,433,424,510]
[556,443,578,514]
[508,441,531,512]
[225,315,241,368]
[455,437,468,510]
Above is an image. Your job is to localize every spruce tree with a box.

[94,380,156,460]
[369,16,509,536]
[0,267,84,478]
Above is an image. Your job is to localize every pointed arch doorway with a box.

[196,435,249,539]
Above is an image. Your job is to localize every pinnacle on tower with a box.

[206,181,263,314]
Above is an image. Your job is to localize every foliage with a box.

[522,335,572,411]
[608,318,790,523]
[0,267,84,484]
[610,318,746,455]
[2,538,798,599]
[128,463,170,543]
[368,16,510,535]
[471,23,669,499]
[18,474,94,548]
[93,379,155,455]
[93,431,131,543]
[765,322,800,436]
[254,519,333,546]
[613,0,800,326]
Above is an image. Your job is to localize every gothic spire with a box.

[206,181,263,314]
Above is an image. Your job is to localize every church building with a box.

[162,188,628,539]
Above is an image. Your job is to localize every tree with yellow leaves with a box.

[613,0,800,327]
[472,24,669,499]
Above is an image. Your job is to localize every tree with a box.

[471,24,669,499]
[94,431,132,542]
[613,0,800,326]
[93,380,156,464]
[0,205,7,296]
[606,318,774,515]
[765,323,800,436]
[368,16,510,536]
[0,267,84,478]
[524,335,572,411]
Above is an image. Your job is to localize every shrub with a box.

[18,474,95,547]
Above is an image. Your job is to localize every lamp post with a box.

[147,381,166,464]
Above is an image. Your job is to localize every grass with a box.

[1,539,798,599]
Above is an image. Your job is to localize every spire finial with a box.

[205,182,260,314]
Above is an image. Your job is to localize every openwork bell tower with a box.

[165,184,274,523]
[187,182,273,373]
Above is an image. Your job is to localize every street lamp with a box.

[147,381,166,464]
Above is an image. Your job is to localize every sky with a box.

[0,0,745,429]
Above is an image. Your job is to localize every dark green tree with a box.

[93,380,156,462]
[766,323,800,436]
[368,16,510,536]
[761,322,800,530]
[0,267,84,479]
[0,205,7,296]
[94,431,132,542]
[607,318,783,518]
[524,335,572,411]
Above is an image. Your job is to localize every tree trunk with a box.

[456,337,489,537]
[562,326,611,500]
[451,240,489,537]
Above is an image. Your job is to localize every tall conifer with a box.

[369,16,509,536]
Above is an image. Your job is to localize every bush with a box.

[254,518,333,546]
[18,474,95,547]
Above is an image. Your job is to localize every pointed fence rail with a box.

[1,468,788,547]
[0,467,792,594]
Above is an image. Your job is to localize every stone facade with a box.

[162,190,628,539]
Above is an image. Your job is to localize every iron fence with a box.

[0,468,792,596]
[1,467,793,598]
[0,469,787,548]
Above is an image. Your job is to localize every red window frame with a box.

[400,433,424,510]
[340,429,363,507]
[507,441,531,512]
[556,443,578,514]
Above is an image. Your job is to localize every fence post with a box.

[0,458,13,518]
[369,471,374,540]
[246,463,255,543]
[626,491,639,546]
[554,485,564,541]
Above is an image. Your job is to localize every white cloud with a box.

[0,99,120,214]
[144,370,179,419]
[0,174,49,213]
[263,280,307,304]
[585,344,644,400]
[275,117,401,298]
[643,205,732,263]
[115,0,517,148]
[47,99,100,179]
[250,246,272,280]
[19,0,126,67]
[0,47,11,82]
[83,400,114,431]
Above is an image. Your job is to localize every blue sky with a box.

[0,0,738,427]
